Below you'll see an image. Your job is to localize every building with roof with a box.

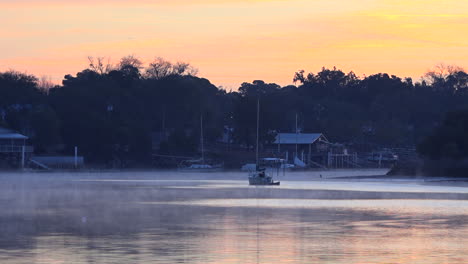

[0,127,33,168]
[272,132,362,169]
[272,133,330,167]
[0,127,28,145]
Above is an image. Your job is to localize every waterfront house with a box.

[0,126,33,167]
[273,133,330,166]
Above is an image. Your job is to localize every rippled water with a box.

[0,171,467,263]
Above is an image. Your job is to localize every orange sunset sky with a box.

[1,0,468,89]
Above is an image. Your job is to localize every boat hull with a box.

[248,176,280,186]
[178,163,224,172]
[178,167,224,172]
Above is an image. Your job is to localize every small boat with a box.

[248,100,280,185]
[178,115,224,172]
[178,159,224,172]
[248,168,280,185]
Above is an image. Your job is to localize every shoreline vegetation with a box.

[1,57,468,176]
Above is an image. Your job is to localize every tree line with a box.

[1,57,468,168]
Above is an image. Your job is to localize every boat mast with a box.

[256,99,260,167]
[201,114,204,164]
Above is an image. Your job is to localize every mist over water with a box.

[0,171,467,264]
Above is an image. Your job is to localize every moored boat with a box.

[178,115,224,172]
[178,159,223,172]
[248,99,280,185]
[248,168,280,185]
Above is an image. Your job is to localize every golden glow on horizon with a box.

[1,0,468,88]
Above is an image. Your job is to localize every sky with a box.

[1,0,468,89]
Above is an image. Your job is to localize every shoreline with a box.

[0,168,466,183]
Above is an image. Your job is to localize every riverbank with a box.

[3,168,468,185]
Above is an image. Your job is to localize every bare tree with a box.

[421,63,467,92]
[172,62,190,75]
[145,57,173,79]
[145,57,198,79]
[119,55,143,70]
[88,56,113,74]
[172,61,198,76]
[423,63,465,84]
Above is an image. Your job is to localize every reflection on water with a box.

[143,198,468,215]
[0,171,467,264]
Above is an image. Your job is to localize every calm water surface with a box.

[0,171,467,264]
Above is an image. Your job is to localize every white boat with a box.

[248,100,280,186]
[248,168,280,185]
[178,115,224,172]
[178,159,224,172]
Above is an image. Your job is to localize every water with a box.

[0,171,467,263]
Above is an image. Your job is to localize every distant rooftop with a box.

[0,127,28,140]
[274,133,327,144]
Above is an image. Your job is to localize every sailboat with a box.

[178,115,223,172]
[248,99,280,185]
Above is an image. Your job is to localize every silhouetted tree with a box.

[2,61,468,168]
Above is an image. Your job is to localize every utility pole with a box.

[21,145,25,169]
